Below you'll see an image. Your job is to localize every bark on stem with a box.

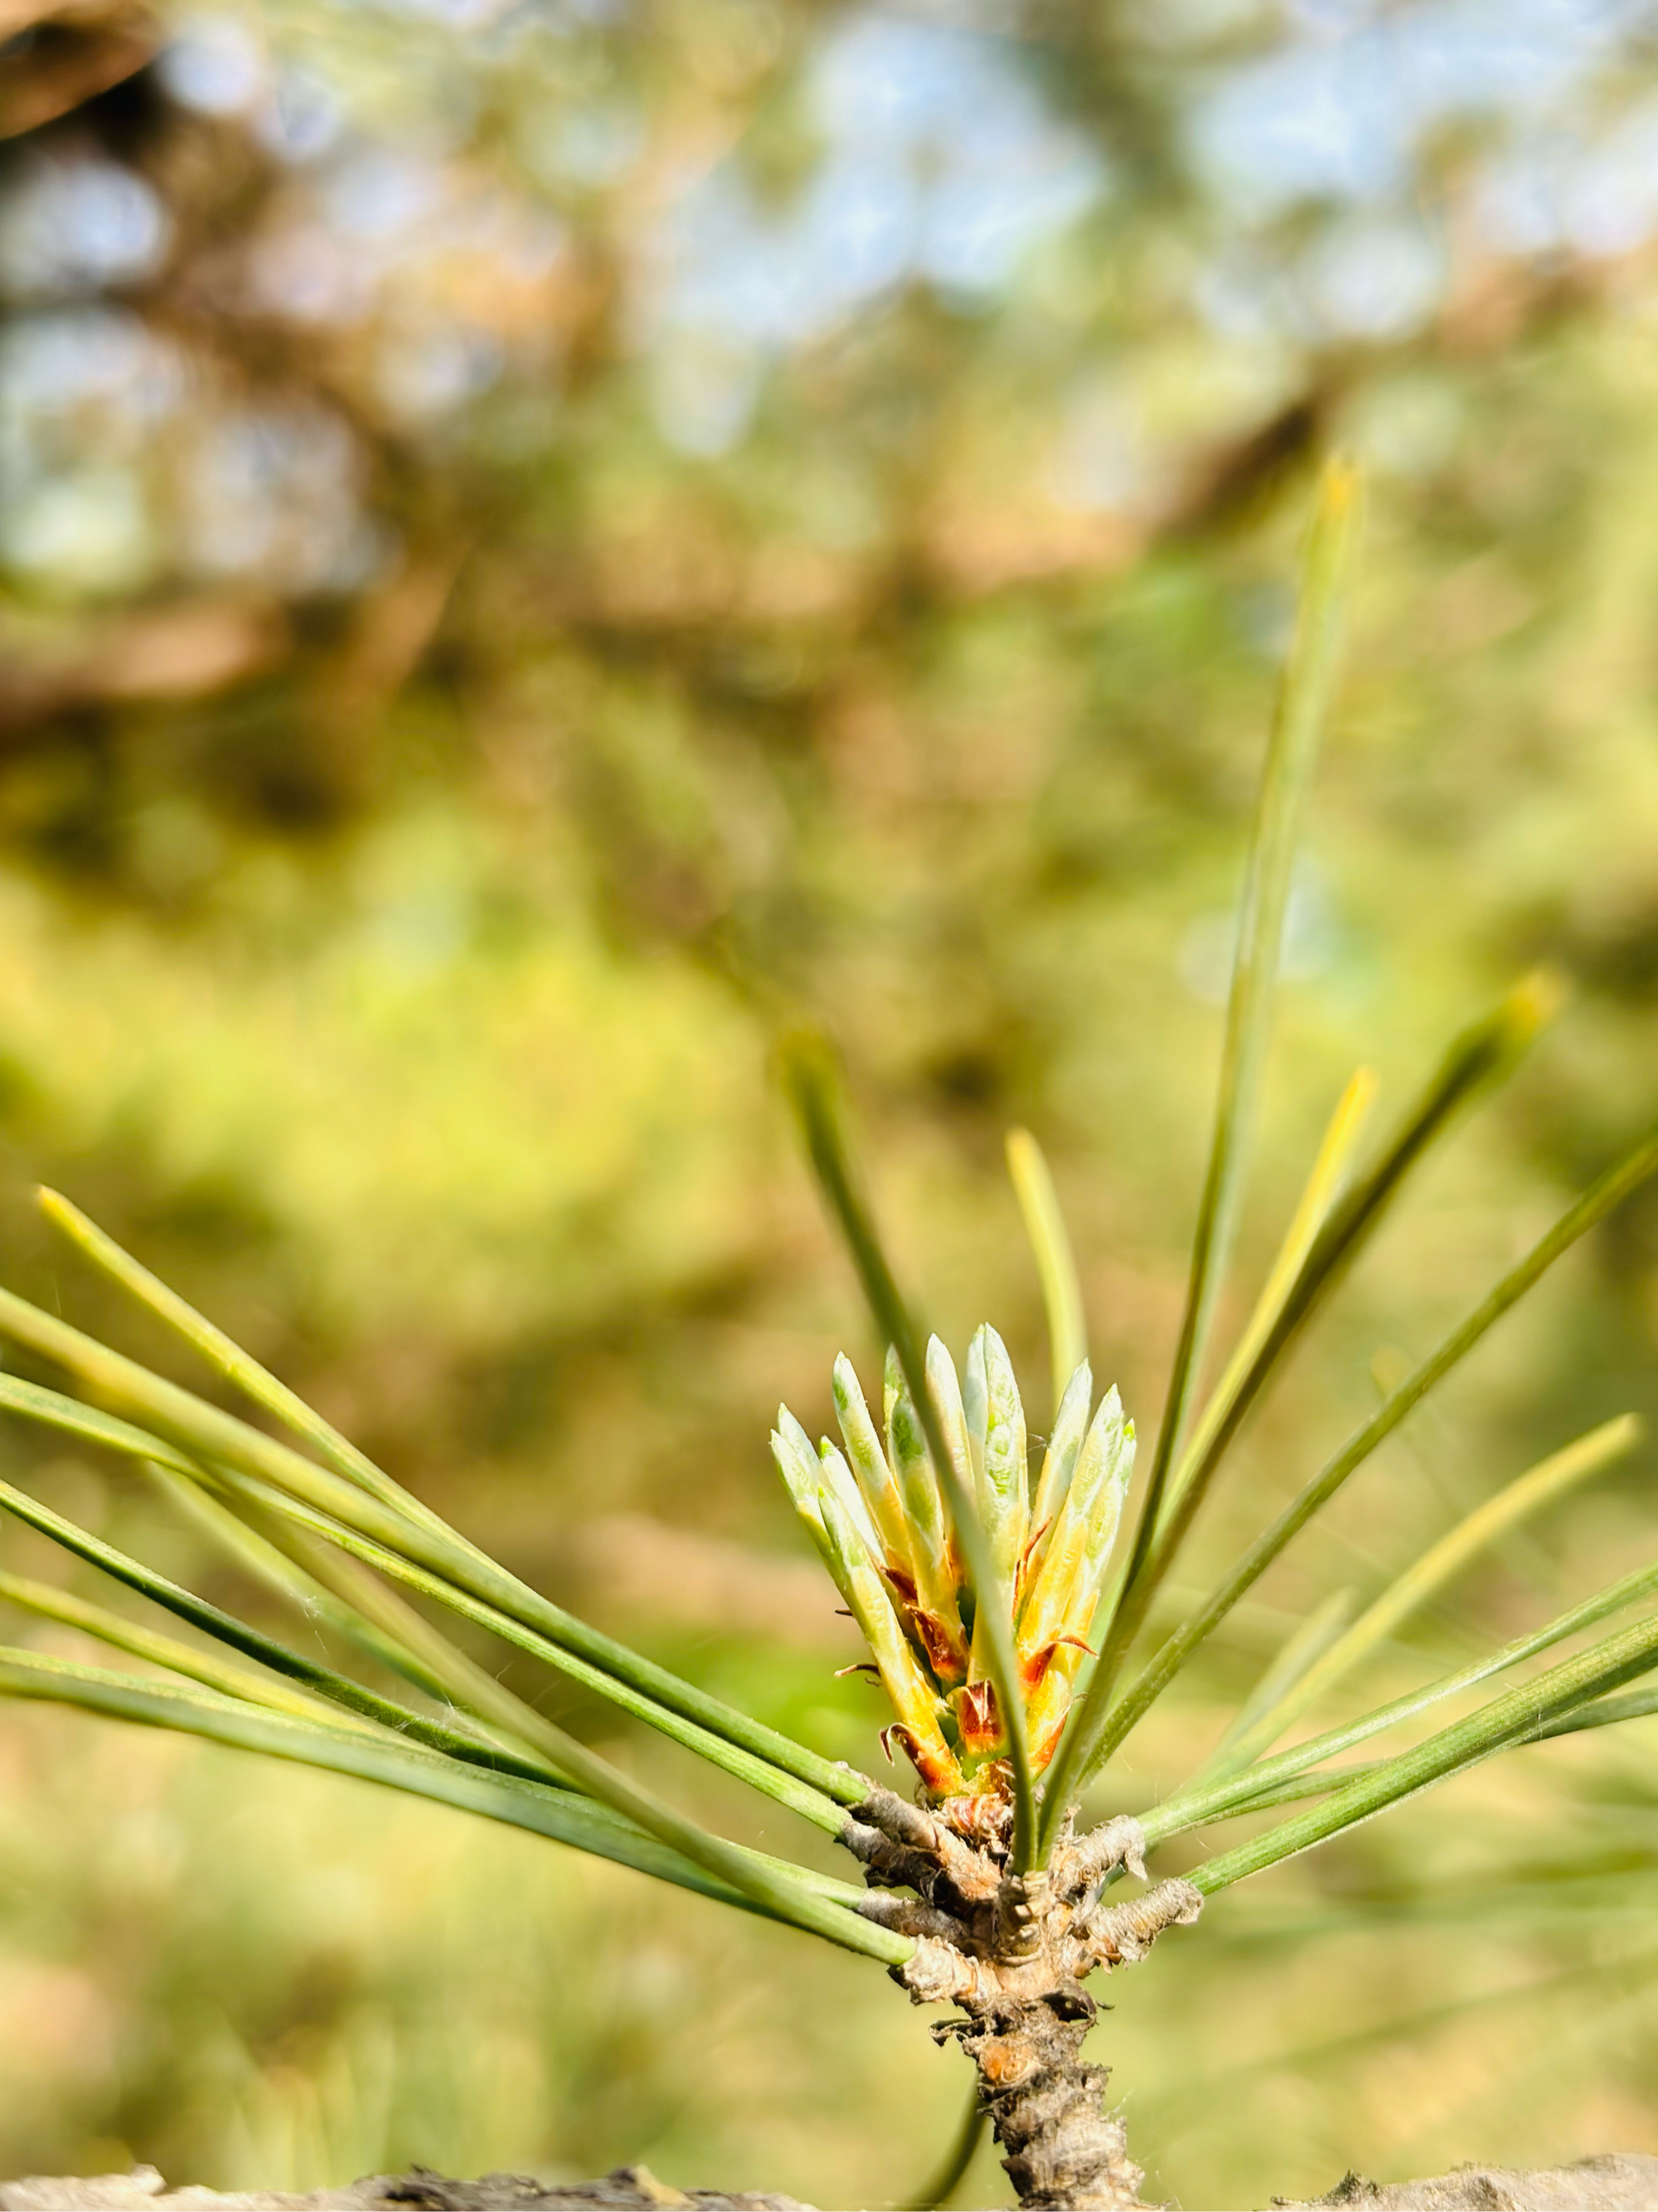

[935,1994,1141,2210]
[844,1792,1201,2210]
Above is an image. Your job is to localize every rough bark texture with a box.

[932,1995,1134,2208]
[1273,2156,1658,2210]
[0,2167,804,2210]
[843,1793,1201,2210]
[8,2155,1658,2210]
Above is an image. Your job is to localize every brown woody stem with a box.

[847,1799,1198,2207]
[938,1999,1142,2210]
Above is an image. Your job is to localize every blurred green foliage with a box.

[7,0,1658,2202]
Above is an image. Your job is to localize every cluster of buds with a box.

[773,1328,1134,1801]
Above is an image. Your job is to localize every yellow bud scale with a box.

[775,1336,1134,1802]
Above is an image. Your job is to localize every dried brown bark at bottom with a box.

[1274,2154,1658,2210]
[845,1792,1201,2209]
[932,1993,1138,2208]
[8,2154,1658,2210]
[0,2166,803,2210]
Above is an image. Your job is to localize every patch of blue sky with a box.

[157,13,269,117]
[812,10,1056,149]
[917,134,1101,298]
[0,153,173,298]
[658,150,918,352]
[1558,95,1658,256]
[1298,214,1447,342]
[646,10,1104,450]
[319,147,449,245]
[0,308,181,420]
[1190,0,1634,219]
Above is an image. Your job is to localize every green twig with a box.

[907,2088,987,2210]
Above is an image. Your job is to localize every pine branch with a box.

[780,1029,1042,1871]
[1040,973,1558,1849]
[0,1649,903,1959]
[1190,1604,1658,1894]
[1066,1118,1658,1798]
[0,1298,861,1806]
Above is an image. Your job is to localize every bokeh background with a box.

[7,0,1658,2202]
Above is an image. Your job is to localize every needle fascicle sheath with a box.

[1025,1361,1094,1591]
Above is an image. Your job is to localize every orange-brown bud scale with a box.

[953,1677,1004,1763]
[913,1608,970,1686]
[884,1722,961,1796]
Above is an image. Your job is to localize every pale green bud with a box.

[885,1346,948,1568]
[1017,1385,1133,1674]
[817,1483,964,1797]
[882,1343,968,1685]
[1025,1357,1093,1587]
[815,1434,885,1563]
[772,1406,883,1596]
[923,1336,973,1509]
[772,1408,824,1526]
[967,1324,1028,1587]
[833,1353,912,1571]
